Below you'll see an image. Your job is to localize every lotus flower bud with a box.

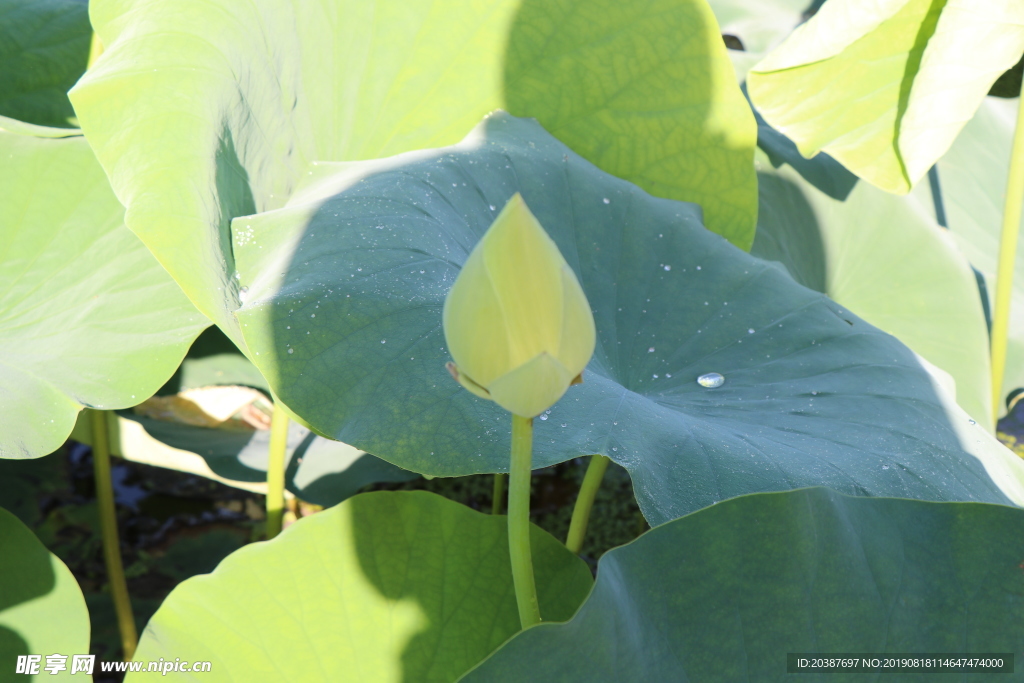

[443,193,596,418]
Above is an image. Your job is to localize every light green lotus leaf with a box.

[129,491,592,682]
[69,0,756,348]
[229,112,1024,525]
[721,25,994,427]
[910,96,1024,416]
[0,0,91,128]
[0,506,91,680]
[0,122,207,459]
[748,0,1024,194]
[752,142,993,428]
[462,488,1024,681]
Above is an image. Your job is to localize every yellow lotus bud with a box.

[443,193,596,418]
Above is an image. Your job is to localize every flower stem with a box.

[991,80,1024,425]
[266,403,289,539]
[89,409,137,660]
[509,415,540,628]
[565,454,611,555]
[492,474,506,514]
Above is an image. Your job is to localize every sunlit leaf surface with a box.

[130,491,592,682]
[70,0,756,347]
[0,120,206,458]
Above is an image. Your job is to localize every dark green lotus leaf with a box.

[463,488,1024,682]
[70,0,755,347]
[130,491,592,682]
[0,506,90,671]
[0,0,91,128]
[0,121,207,459]
[231,113,1024,525]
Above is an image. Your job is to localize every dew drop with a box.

[968,419,976,425]
[288,348,294,354]
[882,465,890,470]
[748,328,755,334]
[697,372,725,388]
[381,339,386,344]
[489,205,496,211]
[648,347,655,353]
[663,265,671,271]
[696,265,702,270]
[539,414,548,421]
[602,198,610,204]
[652,374,659,379]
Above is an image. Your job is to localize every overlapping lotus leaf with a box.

[909,97,1024,415]
[70,0,756,348]
[231,113,1024,525]
[130,491,592,682]
[0,120,206,459]
[0,507,90,670]
[463,488,1024,681]
[748,0,1024,194]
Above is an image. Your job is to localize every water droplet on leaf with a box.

[697,372,725,388]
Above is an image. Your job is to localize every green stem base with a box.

[90,409,138,660]
[565,454,611,555]
[509,415,540,628]
[266,403,290,539]
[492,473,507,514]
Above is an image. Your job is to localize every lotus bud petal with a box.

[443,193,596,417]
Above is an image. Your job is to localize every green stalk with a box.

[265,403,290,539]
[509,415,540,628]
[492,474,507,514]
[991,80,1024,425]
[89,409,137,660]
[565,454,611,555]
